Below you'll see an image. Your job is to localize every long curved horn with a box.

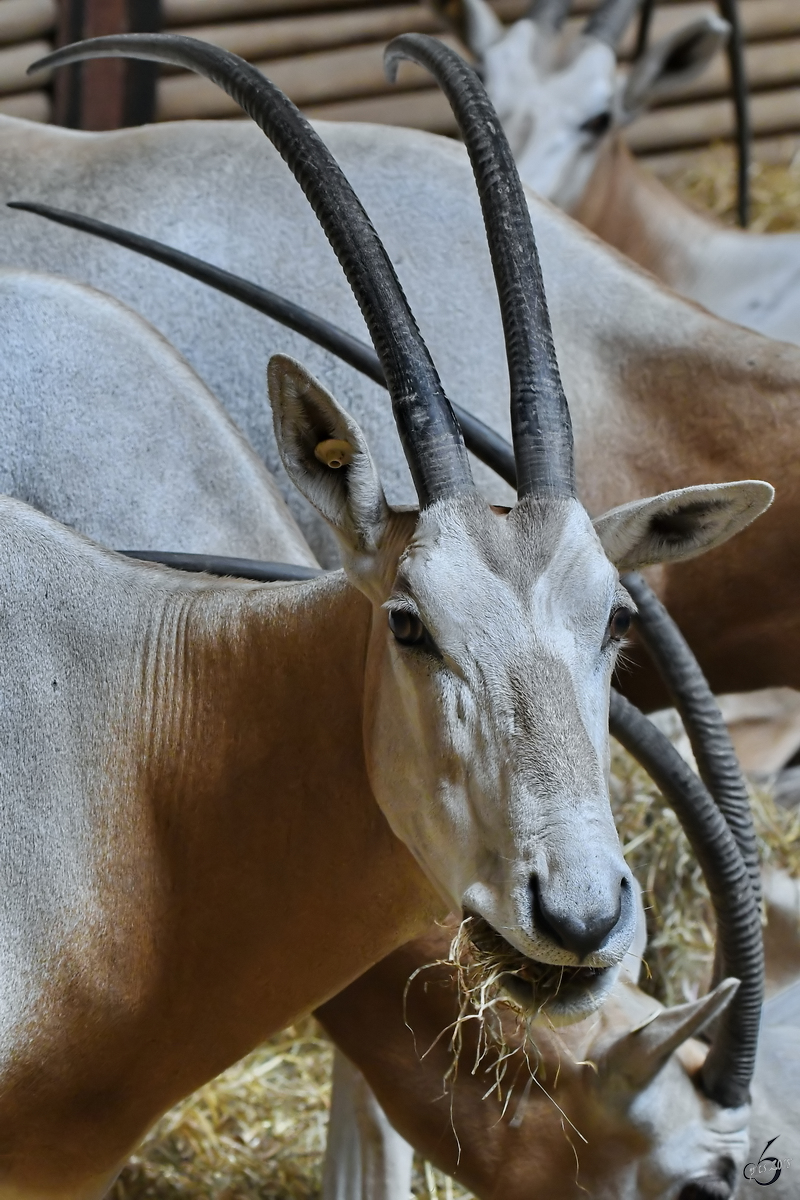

[622,571,760,906]
[29,35,474,509]
[385,34,575,499]
[610,690,763,1109]
[584,0,642,48]
[121,551,323,581]
[717,0,750,228]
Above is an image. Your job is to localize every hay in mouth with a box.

[450,913,607,1022]
[415,914,593,1138]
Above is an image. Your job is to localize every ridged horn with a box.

[28,34,474,508]
[610,690,763,1109]
[622,572,761,906]
[385,34,575,499]
[584,0,643,47]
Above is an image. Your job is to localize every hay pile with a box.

[112,737,798,1198]
[660,143,800,233]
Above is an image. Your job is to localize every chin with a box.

[501,959,621,1025]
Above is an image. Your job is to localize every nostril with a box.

[530,874,625,961]
[678,1158,735,1200]
[529,873,564,949]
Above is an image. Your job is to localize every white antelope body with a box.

[0,34,767,1198]
[0,267,313,564]
[431,0,800,345]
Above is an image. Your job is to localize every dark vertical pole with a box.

[53,0,84,128]
[717,0,750,228]
[633,0,655,61]
[126,0,161,126]
[54,0,161,130]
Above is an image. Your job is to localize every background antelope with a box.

[318,923,795,1199]
[0,266,313,564]
[430,0,800,344]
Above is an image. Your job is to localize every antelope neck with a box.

[4,568,440,1195]
[574,137,720,292]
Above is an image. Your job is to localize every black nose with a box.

[531,874,627,960]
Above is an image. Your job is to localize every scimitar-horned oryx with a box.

[0,36,770,1199]
[0,156,758,1200]
[431,0,800,345]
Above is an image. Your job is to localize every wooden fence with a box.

[0,0,798,166]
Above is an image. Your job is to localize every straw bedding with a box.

[112,153,800,1197]
[660,143,800,233]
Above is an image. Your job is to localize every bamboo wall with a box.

[0,0,798,165]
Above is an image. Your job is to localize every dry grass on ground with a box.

[660,143,800,233]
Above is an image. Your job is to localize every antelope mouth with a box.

[465,916,617,1026]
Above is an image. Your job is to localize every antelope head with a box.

[32,32,772,1025]
[489,977,751,1199]
[431,0,730,210]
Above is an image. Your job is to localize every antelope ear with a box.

[602,978,739,1089]
[427,0,505,55]
[268,354,389,558]
[593,481,774,571]
[621,16,729,119]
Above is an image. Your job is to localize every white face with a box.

[482,21,619,210]
[363,494,636,1023]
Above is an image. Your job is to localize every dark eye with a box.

[388,609,427,646]
[608,607,633,641]
[580,110,612,138]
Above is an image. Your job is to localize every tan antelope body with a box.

[434,0,800,345]
[0,498,452,1199]
[574,138,800,346]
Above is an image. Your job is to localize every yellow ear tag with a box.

[314,439,353,469]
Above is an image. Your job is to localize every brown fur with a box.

[573,139,716,291]
[0,547,442,1195]
[566,249,800,707]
